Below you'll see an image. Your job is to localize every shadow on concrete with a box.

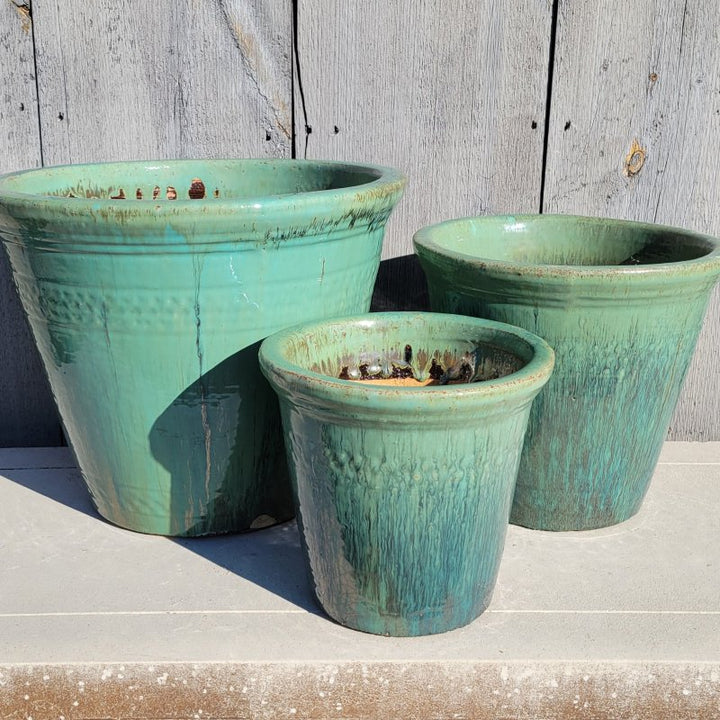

[0,459,98,518]
[173,519,322,615]
[2,454,319,615]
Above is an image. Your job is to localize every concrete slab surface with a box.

[0,443,718,718]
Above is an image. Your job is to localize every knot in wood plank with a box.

[624,138,646,176]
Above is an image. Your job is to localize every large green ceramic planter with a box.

[0,159,405,536]
[414,214,720,531]
[259,312,554,635]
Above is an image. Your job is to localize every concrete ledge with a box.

[2,662,719,719]
[1,444,719,718]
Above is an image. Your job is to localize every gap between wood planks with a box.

[292,0,310,159]
[539,0,560,213]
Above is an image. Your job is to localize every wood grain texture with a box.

[2,0,719,443]
[0,0,63,446]
[544,0,720,439]
[294,0,552,264]
[32,0,292,164]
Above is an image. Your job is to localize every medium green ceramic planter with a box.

[414,214,720,531]
[0,158,405,536]
[259,312,554,636]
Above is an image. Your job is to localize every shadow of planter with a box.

[149,342,294,537]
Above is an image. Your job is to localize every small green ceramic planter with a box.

[414,214,720,531]
[0,158,405,536]
[259,312,554,636]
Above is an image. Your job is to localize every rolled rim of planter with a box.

[413,214,720,293]
[259,312,555,419]
[0,158,406,243]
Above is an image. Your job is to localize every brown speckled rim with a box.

[259,312,555,414]
[0,158,406,226]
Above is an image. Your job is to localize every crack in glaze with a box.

[193,256,212,504]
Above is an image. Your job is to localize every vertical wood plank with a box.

[0,2,39,168]
[544,0,720,439]
[0,0,292,446]
[295,0,552,271]
[0,0,63,446]
[32,0,292,164]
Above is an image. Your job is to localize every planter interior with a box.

[0,158,405,536]
[426,215,715,267]
[260,312,554,636]
[287,323,528,385]
[414,214,720,531]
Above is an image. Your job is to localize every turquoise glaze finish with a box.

[0,159,405,536]
[414,214,720,531]
[259,312,554,636]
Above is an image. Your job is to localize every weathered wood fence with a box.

[1,0,719,445]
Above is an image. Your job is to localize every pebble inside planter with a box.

[414,214,720,531]
[0,159,405,536]
[259,312,554,636]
